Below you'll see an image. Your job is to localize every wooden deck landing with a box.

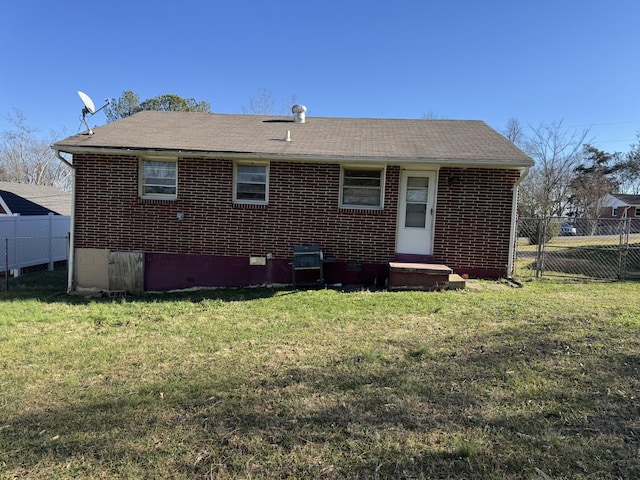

[388,262,465,290]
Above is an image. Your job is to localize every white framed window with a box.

[340,166,385,209]
[140,158,177,199]
[613,207,619,217]
[234,162,269,204]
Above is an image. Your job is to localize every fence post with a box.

[48,213,54,271]
[67,232,72,293]
[618,217,630,280]
[535,217,547,278]
[535,218,541,278]
[5,238,8,292]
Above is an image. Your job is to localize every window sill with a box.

[233,202,268,210]
[138,196,177,202]
[339,206,385,214]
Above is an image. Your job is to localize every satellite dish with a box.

[77,90,110,135]
[78,91,96,114]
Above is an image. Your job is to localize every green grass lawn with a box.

[1,281,639,479]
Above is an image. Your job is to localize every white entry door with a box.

[396,170,437,255]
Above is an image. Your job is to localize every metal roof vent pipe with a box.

[292,104,307,123]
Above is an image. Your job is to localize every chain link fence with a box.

[515,217,640,280]
[0,236,69,293]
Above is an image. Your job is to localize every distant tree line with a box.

[0,110,71,191]
[104,90,211,122]
[104,88,297,120]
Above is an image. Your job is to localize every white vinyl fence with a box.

[0,214,70,272]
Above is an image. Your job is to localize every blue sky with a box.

[2,1,639,154]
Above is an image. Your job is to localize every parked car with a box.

[560,222,577,236]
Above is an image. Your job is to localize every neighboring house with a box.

[600,193,640,219]
[598,193,640,234]
[0,182,71,216]
[52,109,533,294]
[0,183,71,274]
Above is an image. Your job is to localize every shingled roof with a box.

[0,182,71,216]
[610,193,640,206]
[53,111,533,168]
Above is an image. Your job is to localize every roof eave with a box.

[52,145,534,169]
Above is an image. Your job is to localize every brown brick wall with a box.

[601,206,640,218]
[434,167,519,275]
[74,155,520,278]
[74,154,400,264]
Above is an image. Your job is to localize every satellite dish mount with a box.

[78,91,110,135]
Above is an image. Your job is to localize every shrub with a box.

[524,218,561,245]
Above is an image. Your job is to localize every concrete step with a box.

[447,273,466,290]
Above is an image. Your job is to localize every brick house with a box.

[52,109,533,293]
[598,193,640,235]
[600,193,640,219]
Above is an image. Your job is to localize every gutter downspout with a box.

[55,149,76,294]
[508,167,529,278]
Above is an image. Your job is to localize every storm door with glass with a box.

[396,170,436,255]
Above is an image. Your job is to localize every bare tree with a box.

[243,88,276,115]
[279,94,298,116]
[502,117,525,146]
[0,110,71,191]
[243,89,298,116]
[516,120,590,218]
[422,111,443,120]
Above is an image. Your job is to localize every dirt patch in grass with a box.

[464,280,510,291]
